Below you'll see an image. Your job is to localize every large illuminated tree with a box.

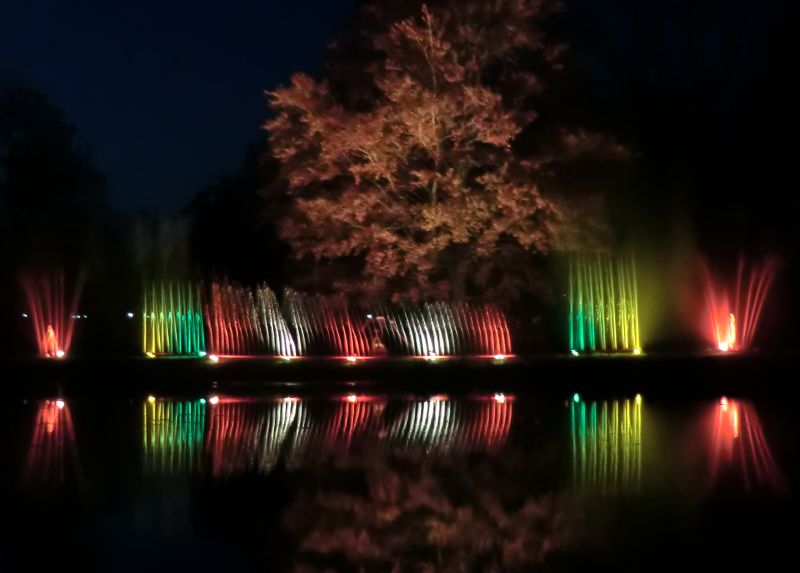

[266,0,626,301]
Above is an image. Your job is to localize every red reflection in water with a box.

[700,258,778,352]
[707,398,784,493]
[20,272,85,357]
[205,396,513,477]
[23,400,82,487]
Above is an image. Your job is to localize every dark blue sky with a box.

[1,0,357,213]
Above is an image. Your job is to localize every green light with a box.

[573,393,581,403]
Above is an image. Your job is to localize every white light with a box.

[55,399,65,410]
[493,354,506,362]
[366,314,373,319]
[346,356,358,363]
[208,354,220,363]
[718,342,729,352]
[21,313,28,319]
[126,312,134,318]
[55,350,65,358]
[279,355,295,362]
[147,395,156,403]
[570,349,579,356]
[198,351,207,357]
[208,395,220,405]
[283,396,299,403]
[346,393,357,403]
[632,348,642,355]
[424,352,439,362]
[493,393,506,404]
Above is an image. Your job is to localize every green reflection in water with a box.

[570,395,642,493]
[143,399,206,475]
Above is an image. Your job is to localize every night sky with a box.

[1,0,357,213]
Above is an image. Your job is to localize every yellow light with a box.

[632,348,642,355]
[147,395,156,404]
[208,395,220,405]
[208,354,220,363]
[493,354,506,362]
[145,351,156,358]
[635,394,642,405]
[55,350,65,358]
[346,356,358,363]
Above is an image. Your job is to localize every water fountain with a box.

[570,394,643,493]
[284,290,371,357]
[205,282,297,357]
[568,254,641,354]
[700,258,778,352]
[142,281,206,356]
[20,271,85,358]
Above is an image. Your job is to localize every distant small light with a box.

[145,351,156,358]
[570,349,579,357]
[147,395,156,404]
[55,399,65,410]
[573,393,580,403]
[208,395,220,405]
[208,354,220,363]
[366,314,373,319]
[21,313,28,319]
[493,393,506,404]
[126,312,134,319]
[635,394,642,405]
[346,356,358,363]
[346,393,357,403]
[493,354,506,362]
[55,349,65,359]
[83,314,88,319]
[632,348,642,355]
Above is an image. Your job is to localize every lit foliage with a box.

[266,0,626,300]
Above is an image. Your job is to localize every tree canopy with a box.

[266,0,627,302]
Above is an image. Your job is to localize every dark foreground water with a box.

[1,386,796,571]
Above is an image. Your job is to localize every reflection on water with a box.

[143,395,513,477]
[23,400,82,487]
[570,395,642,493]
[143,398,206,475]
[707,398,784,493]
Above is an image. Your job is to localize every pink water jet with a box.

[20,271,85,358]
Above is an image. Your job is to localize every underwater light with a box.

[424,352,440,362]
[279,355,295,362]
[493,393,506,404]
[570,349,579,356]
[198,351,207,357]
[208,395,219,405]
[346,393,358,403]
[145,351,156,358]
[346,356,358,363]
[493,354,506,362]
[283,396,299,403]
[55,399,65,410]
[633,348,642,355]
[430,394,448,402]
[55,350,65,359]
[717,342,729,352]
[208,354,220,363]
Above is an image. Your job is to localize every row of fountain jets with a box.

[19,254,778,358]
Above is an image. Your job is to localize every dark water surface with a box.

[1,386,796,571]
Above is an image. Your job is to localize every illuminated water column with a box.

[706,398,784,492]
[143,398,206,475]
[700,258,778,352]
[570,395,643,493]
[20,271,85,358]
[568,254,641,354]
[142,281,206,356]
[23,399,82,487]
[284,290,371,357]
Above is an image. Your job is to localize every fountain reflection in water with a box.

[23,400,82,487]
[570,395,643,493]
[141,395,513,477]
[142,398,206,475]
[706,398,784,493]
